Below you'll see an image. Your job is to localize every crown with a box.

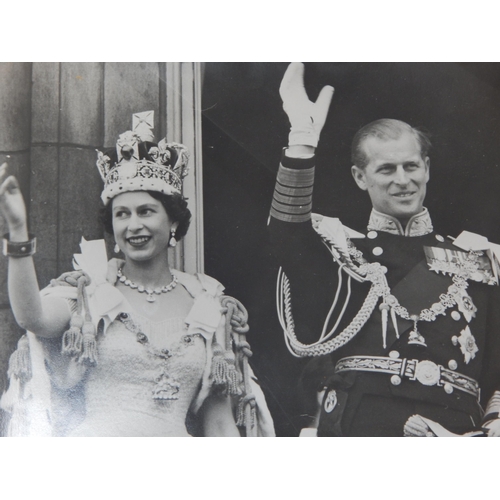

[96,111,189,205]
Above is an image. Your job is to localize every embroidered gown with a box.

[67,304,208,437]
[1,240,274,437]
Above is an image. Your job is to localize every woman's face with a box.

[112,191,177,263]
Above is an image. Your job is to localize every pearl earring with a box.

[114,243,120,254]
[169,229,177,248]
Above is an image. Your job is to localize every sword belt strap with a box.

[335,355,480,399]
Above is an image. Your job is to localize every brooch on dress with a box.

[117,312,181,400]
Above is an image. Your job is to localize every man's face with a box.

[351,131,430,223]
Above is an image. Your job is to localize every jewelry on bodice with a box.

[117,312,188,401]
[278,218,482,357]
[117,267,177,303]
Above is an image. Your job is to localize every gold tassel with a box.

[61,313,84,356]
[226,362,242,396]
[8,335,32,382]
[211,341,229,386]
[236,403,244,427]
[77,274,98,365]
[79,321,98,365]
[236,394,256,429]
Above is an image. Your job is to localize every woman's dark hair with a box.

[99,190,191,241]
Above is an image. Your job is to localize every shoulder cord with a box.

[277,233,388,358]
[278,268,382,357]
[219,295,258,437]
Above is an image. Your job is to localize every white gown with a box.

[1,240,274,437]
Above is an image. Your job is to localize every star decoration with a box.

[457,326,478,364]
[456,290,477,323]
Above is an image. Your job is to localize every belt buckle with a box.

[412,360,441,387]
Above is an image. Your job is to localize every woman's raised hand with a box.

[0,163,28,234]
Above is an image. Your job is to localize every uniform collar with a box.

[367,207,434,237]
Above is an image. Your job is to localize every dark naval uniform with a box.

[269,153,500,437]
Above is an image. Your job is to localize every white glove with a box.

[279,63,334,148]
[483,418,500,437]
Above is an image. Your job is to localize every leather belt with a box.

[335,355,480,399]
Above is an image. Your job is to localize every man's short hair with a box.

[351,118,432,169]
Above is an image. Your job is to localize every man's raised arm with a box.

[268,63,335,344]
[269,62,334,227]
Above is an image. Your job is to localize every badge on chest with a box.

[424,245,496,285]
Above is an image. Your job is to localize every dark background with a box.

[201,62,500,436]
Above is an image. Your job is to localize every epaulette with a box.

[311,213,367,281]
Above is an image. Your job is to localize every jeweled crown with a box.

[96,111,189,205]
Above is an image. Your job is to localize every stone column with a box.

[165,62,204,274]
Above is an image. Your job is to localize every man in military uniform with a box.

[269,63,500,436]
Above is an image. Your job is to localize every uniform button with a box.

[389,350,400,359]
[390,375,401,386]
[435,234,445,242]
[367,231,378,239]
[451,335,458,346]
[451,311,461,321]
[448,359,458,370]
[372,246,383,256]
[444,383,453,394]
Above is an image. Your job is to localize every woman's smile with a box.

[112,191,176,263]
[126,235,152,247]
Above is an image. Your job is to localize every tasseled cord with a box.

[236,394,256,430]
[58,271,97,365]
[223,298,245,396]
[218,296,257,436]
[210,336,241,394]
[210,340,229,386]
[7,334,32,382]
[210,298,245,396]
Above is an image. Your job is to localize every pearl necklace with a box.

[117,267,178,303]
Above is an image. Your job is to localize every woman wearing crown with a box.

[0,113,273,437]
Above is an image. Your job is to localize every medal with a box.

[457,326,478,364]
[407,316,427,347]
[455,290,477,322]
[379,249,482,349]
